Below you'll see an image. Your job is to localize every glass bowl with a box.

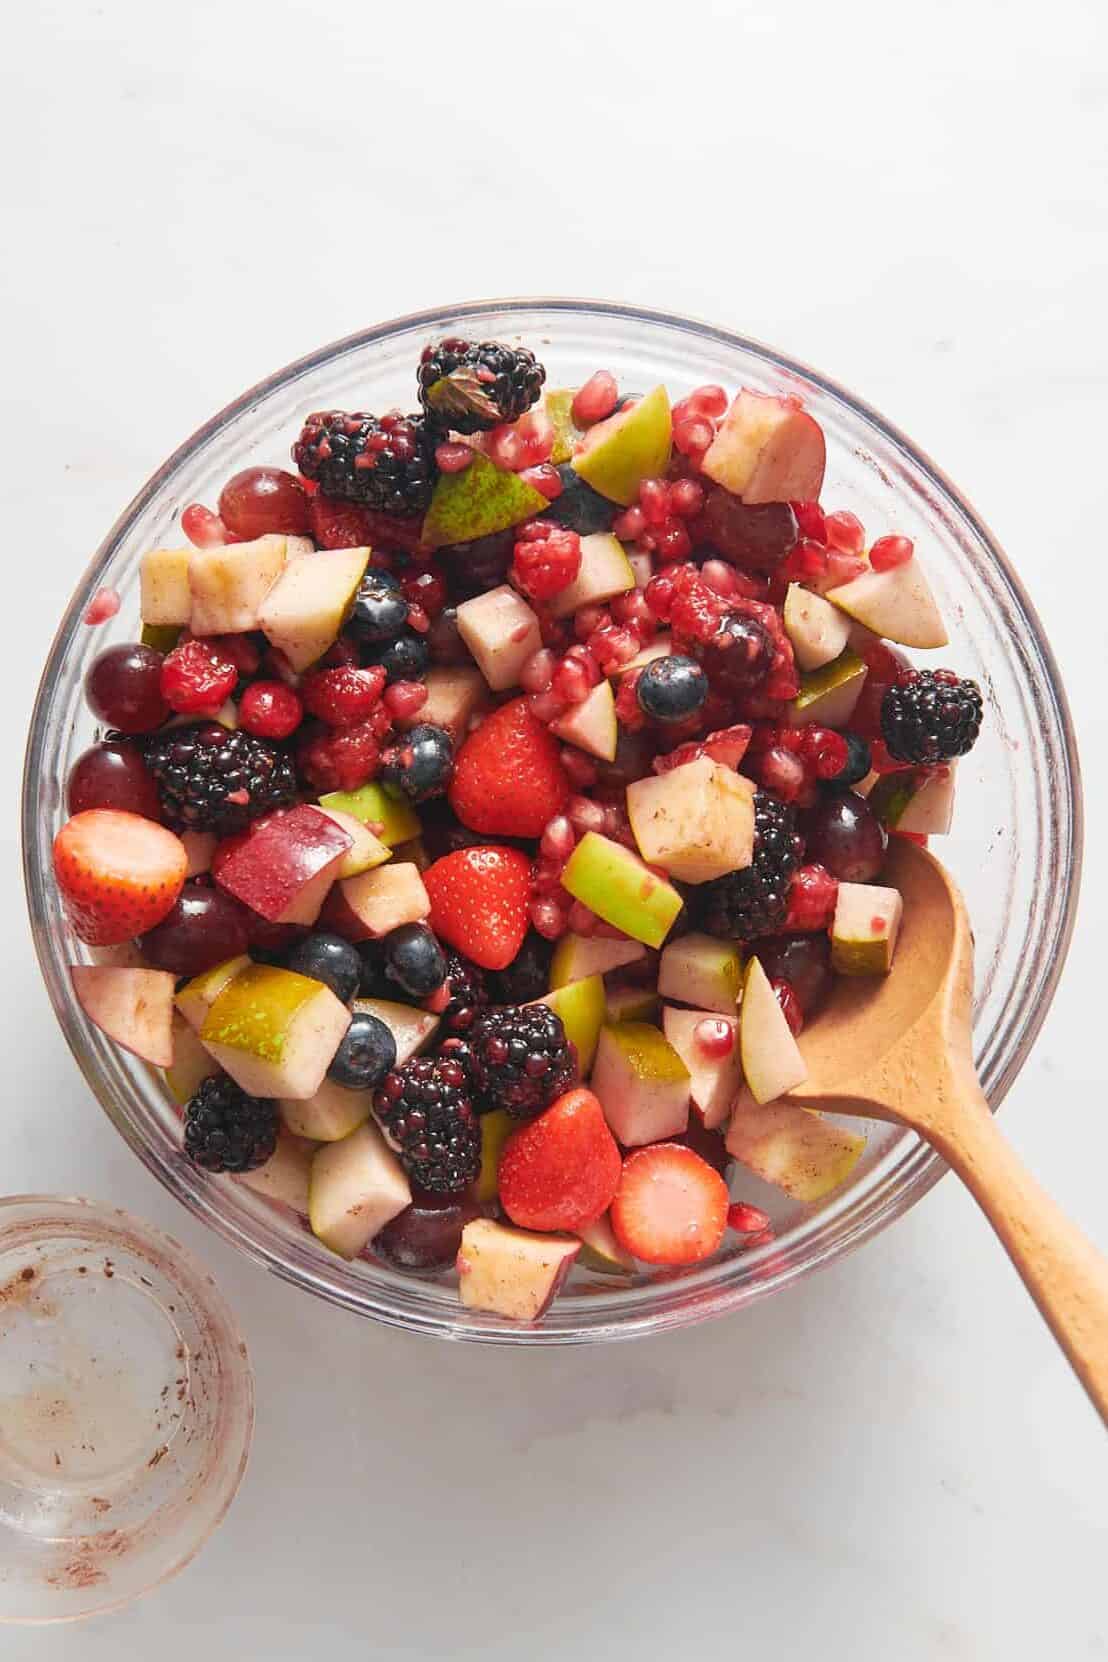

[22,300,1082,1345]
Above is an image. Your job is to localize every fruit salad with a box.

[54,338,984,1324]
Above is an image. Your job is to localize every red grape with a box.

[85,643,168,733]
[218,467,310,538]
[139,879,252,977]
[752,933,833,1020]
[67,741,162,819]
[803,791,888,883]
[375,1194,479,1269]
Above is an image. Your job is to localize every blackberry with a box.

[489,930,553,1005]
[881,669,984,764]
[373,1055,481,1193]
[292,410,435,515]
[418,338,545,434]
[142,723,297,835]
[467,1004,576,1120]
[183,1076,278,1173]
[441,952,489,1035]
[540,465,617,535]
[694,791,803,942]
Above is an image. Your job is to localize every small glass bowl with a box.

[0,1197,253,1623]
[22,300,1082,1345]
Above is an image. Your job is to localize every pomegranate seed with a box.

[540,816,576,861]
[559,746,599,788]
[526,688,569,723]
[869,534,914,571]
[688,384,728,419]
[669,478,705,519]
[612,505,647,541]
[563,643,601,682]
[821,550,868,588]
[745,1226,777,1249]
[520,463,563,500]
[530,896,569,939]
[639,478,671,527]
[486,425,525,470]
[567,900,599,935]
[772,979,803,1035]
[383,680,429,721]
[673,418,715,456]
[758,745,808,802]
[694,1017,734,1058]
[727,1202,771,1234]
[520,648,557,693]
[435,441,474,473]
[532,858,566,894]
[82,587,120,626]
[653,519,692,563]
[160,638,238,715]
[568,796,607,834]
[181,503,229,548]
[824,509,866,554]
[610,590,654,634]
[238,680,304,740]
[515,406,555,465]
[574,604,610,640]
[552,656,591,705]
[401,567,447,619]
[791,500,827,543]
[701,559,740,598]
[572,371,619,426]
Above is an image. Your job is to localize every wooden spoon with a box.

[786,836,1108,1424]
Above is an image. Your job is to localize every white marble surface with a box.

[3,1,1107,1654]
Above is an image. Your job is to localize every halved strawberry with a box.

[499,1088,621,1233]
[423,844,532,971]
[448,697,570,839]
[53,810,188,945]
[610,1143,729,1266]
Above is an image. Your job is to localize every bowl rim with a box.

[22,297,1084,1344]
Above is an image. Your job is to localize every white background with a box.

[3,2,1107,1656]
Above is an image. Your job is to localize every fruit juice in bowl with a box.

[24,301,1080,1342]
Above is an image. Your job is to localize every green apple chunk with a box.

[549,931,648,988]
[316,807,392,878]
[572,384,672,505]
[658,932,743,1015]
[352,996,439,1066]
[662,1006,742,1130]
[577,1213,636,1276]
[140,547,192,626]
[726,1087,864,1201]
[786,649,868,728]
[175,955,251,1032]
[831,881,903,976]
[457,1218,581,1321]
[71,965,176,1067]
[281,1077,371,1142]
[826,559,948,650]
[309,1121,411,1259]
[783,583,851,672]
[200,965,351,1101]
[544,388,585,464]
[164,1015,218,1103]
[534,974,605,1074]
[189,534,289,636]
[549,679,618,761]
[455,585,542,691]
[257,545,370,672]
[701,389,826,505]
[318,781,420,847]
[627,756,755,884]
[423,452,548,548]
[237,1130,315,1218]
[395,666,487,741]
[591,1022,690,1146]
[548,533,635,618]
[868,763,956,835]
[561,832,683,949]
[475,1109,514,1204]
[605,984,660,1025]
[740,957,807,1104]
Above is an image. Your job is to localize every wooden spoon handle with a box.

[929,1078,1108,1425]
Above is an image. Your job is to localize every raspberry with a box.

[160,638,238,715]
[782,863,839,932]
[238,680,304,740]
[296,720,382,793]
[301,664,386,728]
[383,679,429,721]
[512,522,582,602]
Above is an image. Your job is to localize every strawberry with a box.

[448,697,570,838]
[499,1088,621,1233]
[610,1143,729,1266]
[423,845,532,971]
[53,810,188,945]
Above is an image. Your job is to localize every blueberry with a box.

[636,654,709,723]
[348,571,409,644]
[384,923,447,998]
[282,931,362,1003]
[540,465,616,535]
[327,1011,397,1090]
[825,732,872,790]
[367,629,431,684]
[357,942,395,1000]
[381,723,453,803]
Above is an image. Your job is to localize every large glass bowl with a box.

[22,300,1082,1345]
